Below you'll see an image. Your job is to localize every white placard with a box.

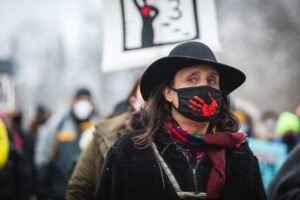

[102,0,221,72]
[0,74,16,113]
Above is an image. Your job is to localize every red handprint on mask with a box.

[188,92,218,117]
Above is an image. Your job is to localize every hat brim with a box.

[140,56,246,100]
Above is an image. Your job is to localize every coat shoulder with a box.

[94,112,129,136]
[226,140,254,156]
[106,130,145,161]
[225,140,257,171]
[112,130,140,148]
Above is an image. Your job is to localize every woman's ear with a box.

[162,86,174,103]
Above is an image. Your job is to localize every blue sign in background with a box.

[248,138,287,189]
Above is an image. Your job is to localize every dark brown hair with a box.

[132,81,240,149]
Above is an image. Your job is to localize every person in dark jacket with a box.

[267,144,300,200]
[35,88,100,200]
[0,117,32,200]
[95,41,266,200]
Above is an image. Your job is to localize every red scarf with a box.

[165,121,247,199]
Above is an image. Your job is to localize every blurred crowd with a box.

[0,77,300,200]
[233,106,300,152]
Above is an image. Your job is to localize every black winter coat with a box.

[95,131,266,200]
[0,145,32,200]
[267,144,300,200]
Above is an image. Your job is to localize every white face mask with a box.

[72,100,94,120]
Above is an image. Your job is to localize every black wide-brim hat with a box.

[140,41,246,100]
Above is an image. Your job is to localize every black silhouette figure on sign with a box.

[133,0,159,48]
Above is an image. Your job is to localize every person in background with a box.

[11,112,36,199]
[275,112,300,153]
[255,110,278,140]
[295,105,300,118]
[112,98,130,115]
[294,105,300,143]
[112,78,142,115]
[35,88,100,200]
[66,78,144,200]
[28,105,51,138]
[95,41,266,200]
[267,144,300,200]
[0,118,9,170]
[233,108,253,137]
[0,115,31,200]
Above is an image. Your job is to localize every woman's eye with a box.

[208,79,216,84]
[187,77,197,83]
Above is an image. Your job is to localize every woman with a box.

[95,42,266,200]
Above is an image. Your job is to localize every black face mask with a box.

[171,85,222,122]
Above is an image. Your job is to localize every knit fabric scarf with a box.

[165,120,247,199]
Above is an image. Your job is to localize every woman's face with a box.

[163,64,220,108]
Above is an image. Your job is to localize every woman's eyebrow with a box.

[187,71,201,76]
[208,71,219,76]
